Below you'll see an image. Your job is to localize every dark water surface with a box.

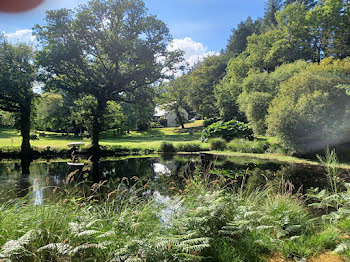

[0,154,349,203]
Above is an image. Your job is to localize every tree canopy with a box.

[34,0,175,151]
[0,36,36,154]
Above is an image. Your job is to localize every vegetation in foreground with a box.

[1,151,350,261]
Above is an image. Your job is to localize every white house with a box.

[153,106,189,127]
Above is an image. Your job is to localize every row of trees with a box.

[0,0,179,154]
[163,0,350,154]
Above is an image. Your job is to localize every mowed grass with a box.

[0,120,208,151]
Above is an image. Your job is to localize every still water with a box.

[0,154,347,203]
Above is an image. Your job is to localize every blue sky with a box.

[0,0,264,65]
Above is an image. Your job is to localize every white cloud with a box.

[167,37,219,68]
[3,29,36,44]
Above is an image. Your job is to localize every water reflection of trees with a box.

[18,157,31,197]
[0,155,334,201]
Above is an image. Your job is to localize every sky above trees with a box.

[0,0,264,66]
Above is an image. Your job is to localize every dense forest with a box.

[164,0,350,155]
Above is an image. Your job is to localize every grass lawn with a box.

[0,120,208,151]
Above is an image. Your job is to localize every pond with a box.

[0,153,348,203]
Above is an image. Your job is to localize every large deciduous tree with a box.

[158,75,190,129]
[0,36,36,155]
[187,55,226,119]
[34,0,175,151]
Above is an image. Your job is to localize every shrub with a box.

[209,138,227,151]
[235,61,309,136]
[266,143,290,154]
[158,118,167,127]
[266,58,350,154]
[176,143,204,152]
[228,139,269,153]
[203,118,216,128]
[201,120,254,142]
[237,91,272,135]
[159,142,176,153]
[149,121,163,128]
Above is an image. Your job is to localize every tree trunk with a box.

[175,108,185,129]
[91,118,100,152]
[20,105,31,155]
[91,98,106,153]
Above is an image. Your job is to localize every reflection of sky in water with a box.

[153,163,171,176]
[153,191,181,226]
[33,179,43,205]
[0,156,200,202]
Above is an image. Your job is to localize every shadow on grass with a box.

[101,127,202,143]
[0,128,19,139]
[100,134,201,143]
[0,127,203,147]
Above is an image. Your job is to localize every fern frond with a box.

[37,243,73,255]
[68,243,107,255]
[97,230,116,238]
[76,230,101,237]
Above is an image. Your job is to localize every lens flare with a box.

[0,0,44,13]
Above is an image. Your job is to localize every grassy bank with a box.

[0,168,349,261]
[2,121,348,170]
[0,121,209,156]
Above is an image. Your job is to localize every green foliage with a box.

[201,120,254,142]
[187,55,227,119]
[282,226,339,259]
[238,92,272,135]
[34,0,175,149]
[236,60,308,135]
[158,75,189,129]
[0,110,15,127]
[203,118,216,128]
[71,96,126,134]
[317,148,340,196]
[264,0,283,27]
[226,17,262,58]
[176,143,205,152]
[0,36,36,153]
[35,93,71,132]
[228,139,270,154]
[0,167,347,261]
[159,142,177,153]
[214,79,245,122]
[266,58,350,154]
[209,138,227,151]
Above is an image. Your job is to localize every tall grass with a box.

[159,142,177,153]
[208,138,226,151]
[228,139,269,154]
[0,163,347,261]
